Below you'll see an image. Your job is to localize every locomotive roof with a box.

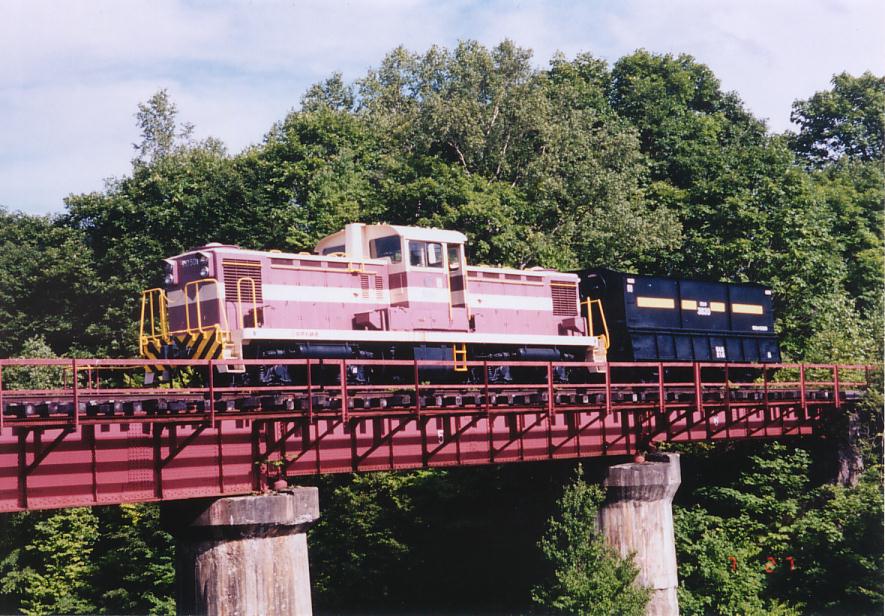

[171,245,388,265]
[387,224,468,244]
[315,224,468,249]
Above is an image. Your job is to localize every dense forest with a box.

[0,41,882,614]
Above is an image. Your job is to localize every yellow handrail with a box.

[184,278,228,335]
[139,288,168,354]
[236,276,259,329]
[453,343,468,372]
[583,298,610,350]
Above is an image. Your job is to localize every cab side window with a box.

[447,244,461,269]
[426,242,443,267]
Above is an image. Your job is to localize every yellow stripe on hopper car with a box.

[732,303,764,315]
[636,296,675,309]
[681,299,726,312]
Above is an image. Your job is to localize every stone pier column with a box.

[163,487,320,616]
[598,453,681,616]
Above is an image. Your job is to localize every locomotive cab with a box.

[316,223,471,332]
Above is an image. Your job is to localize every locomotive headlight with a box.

[163,261,176,287]
[198,254,210,278]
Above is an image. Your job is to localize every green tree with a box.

[2,335,64,390]
[92,504,175,615]
[255,109,390,250]
[301,72,356,113]
[674,442,883,613]
[0,508,99,616]
[0,210,97,356]
[789,72,885,338]
[674,507,784,615]
[132,89,195,165]
[344,41,682,269]
[791,467,884,610]
[309,471,428,611]
[608,51,871,359]
[790,72,885,167]
[532,466,649,615]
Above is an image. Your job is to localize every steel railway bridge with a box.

[0,357,874,512]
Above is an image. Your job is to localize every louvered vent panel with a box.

[551,284,578,316]
[359,273,370,299]
[374,274,384,300]
[222,260,264,303]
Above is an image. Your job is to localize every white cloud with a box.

[1,0,882,214]
[600,0,885,128]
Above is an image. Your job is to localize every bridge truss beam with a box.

[0,358,873,512]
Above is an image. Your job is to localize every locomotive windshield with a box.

[369,235,402,262]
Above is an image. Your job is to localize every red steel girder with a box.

[0,358,874,512]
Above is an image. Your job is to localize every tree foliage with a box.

[132,89,195,165]
[0,508,99,616]
[308,471,426,610]
[0,211,96,356]
[790,72,885,166]
[674,443,883,614]
[2,336,64,390]
[532,466,649,615]
[91,504,175,615]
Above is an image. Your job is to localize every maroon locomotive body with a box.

[140,223,604,383]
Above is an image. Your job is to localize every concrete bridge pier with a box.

[598,453,681,616]
[163,487,320,616]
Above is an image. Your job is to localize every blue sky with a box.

[2,0,883,215]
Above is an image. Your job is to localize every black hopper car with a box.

[577,268,781,374]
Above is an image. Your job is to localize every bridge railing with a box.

[0,357,877,432]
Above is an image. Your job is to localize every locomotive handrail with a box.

[139,288,169,353]
[235,276,259,329]
[583,298,610,350]
[179,279,232,354]
[184,279,213,334]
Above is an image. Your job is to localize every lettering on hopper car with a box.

[679,300,726,316]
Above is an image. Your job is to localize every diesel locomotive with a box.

[139,223,779,384]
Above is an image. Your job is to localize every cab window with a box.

[408,241,443,268]
[427,242,443,267]
[447,244,461,270]
[322,245,345,255]
[369,235,402,263]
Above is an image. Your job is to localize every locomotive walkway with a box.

[0,357,873,513]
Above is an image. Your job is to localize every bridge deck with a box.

[0,358,873,512]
